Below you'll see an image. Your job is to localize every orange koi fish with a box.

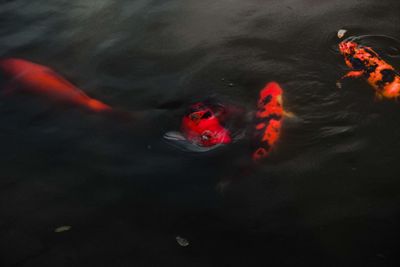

[338,40,400,99]
[252,82,285,161]
[0,58,111,112]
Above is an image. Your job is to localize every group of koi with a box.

[1,35,399,162]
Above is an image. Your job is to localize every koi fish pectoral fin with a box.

[252,147,268,162]
[374,92,384,101]
[283,110,295,118]
[341,70,364,80]
[337,70,365,88]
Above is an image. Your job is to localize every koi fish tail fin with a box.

[86,98,112,113]
[251,123,276,162]
[252,147,270,162]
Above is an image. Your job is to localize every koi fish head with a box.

[181,102,232,147]
[258,82,283,111]
[338,41,358,58]
[259,82,282,100]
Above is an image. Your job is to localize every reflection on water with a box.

[1,0,400,266]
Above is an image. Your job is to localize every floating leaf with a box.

[54,225,72,233]
[176,236,189,247]
[337,29,347,39]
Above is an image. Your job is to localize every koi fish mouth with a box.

[197,129,231,147]
[182,103,232,145]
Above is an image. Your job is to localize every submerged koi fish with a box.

[252,82,285,161]
[0,58,111,112]
[338,40,400,99]
[181,102,232,147]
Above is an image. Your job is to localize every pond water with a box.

[1,0,400,266]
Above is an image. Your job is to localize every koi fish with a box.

[181,102,232,147]
[0,58,111,112]
[164,84,290,157]
[338,40,400,99]
[252,82,285,161]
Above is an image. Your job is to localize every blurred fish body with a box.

[0,58,111,112]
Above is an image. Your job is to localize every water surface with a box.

[1,0,400,266]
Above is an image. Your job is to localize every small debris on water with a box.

[337,29,347,39]
[176,236,189,247]
[336,81,342,89]
[221,78,225,81]
[54,225,71,233]
[229,83,234,87]
[216,180,231,194]
[376,253,386,259]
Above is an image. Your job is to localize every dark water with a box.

[1,0,400,266]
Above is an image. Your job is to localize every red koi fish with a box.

[181,102,232,147]
[0,58,111,112]
[252,82,284,161]
[338,41,400,99]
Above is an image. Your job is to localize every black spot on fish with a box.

[255,113,281,126]
[381,69,395,83]
[254,117,265,125]
[261,95,272,105]
[350,57,365,70]
[202,111,212,119]
[267,113,282,121]
[259,141,271,151]
[375,69,396,89]
[365,63,377,75]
